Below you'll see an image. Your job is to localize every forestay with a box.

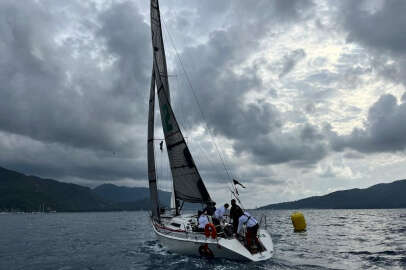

[150,0,211,204]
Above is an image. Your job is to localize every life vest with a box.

[204,223,217,239]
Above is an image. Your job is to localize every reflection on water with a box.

[0,209,405,269]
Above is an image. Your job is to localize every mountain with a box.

[0,166,109,212]
[0,166,171,212]
[260,179,406,209]
[92,184,200,210]
[93,183,171,206]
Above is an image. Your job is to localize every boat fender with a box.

[204,223,217,239]
[198,244,214,258]
[291,212,306,232]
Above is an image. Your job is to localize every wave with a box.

[345,250,403,256]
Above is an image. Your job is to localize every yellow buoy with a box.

[291,212,306,232]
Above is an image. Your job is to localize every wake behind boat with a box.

[147,0,274,261]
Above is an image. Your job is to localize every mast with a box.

[147,68,160,221]
[150,0,212,209]
[150,0,170,104]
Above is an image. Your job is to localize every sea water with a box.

[0,209,405,269]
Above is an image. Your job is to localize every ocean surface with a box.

[1,209,405,270]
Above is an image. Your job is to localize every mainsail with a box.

[147,68,160,220]
[149,0,211,204]
[150,0,170,104]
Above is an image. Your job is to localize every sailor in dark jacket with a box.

[203,201,216,216]
[230,199,243,233]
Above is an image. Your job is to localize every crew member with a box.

[213,203,229,224]
[203,201,216,216]
[198,210,209,231]
[230,199,243,233]
[237,212,259,248]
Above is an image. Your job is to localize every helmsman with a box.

[237,212,259,247]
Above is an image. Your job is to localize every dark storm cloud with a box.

[0,1,150,152]
[325,0,406,155]
[169,1,327,166]
[0,1,151,182]
[177,27,282,139]
[341,0,406,54]
[338,0,406,86]
[343,151,364,159]
[231,0,314,23]
[98,1,152,99]
[233,123,327,166]
[166,0,314,23]
[0,132,146,183]
[329,93,406,153]
[0,0,332,188]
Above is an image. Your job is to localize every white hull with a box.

[152,215,274,262]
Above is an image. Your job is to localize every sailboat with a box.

[147,0,274,261]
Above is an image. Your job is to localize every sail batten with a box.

[150,0,211,205]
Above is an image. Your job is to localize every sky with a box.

[1,0,406,208]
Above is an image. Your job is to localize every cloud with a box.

[0,1,318,178]
[329,93,406,153]
[98,1,152,97]
[2,0,406,207]
[0,1,148,152]
[167,1,327,167]
[233,123,328,166]
[338,0,406,86]
[0,1,151,182]
[279,49,306,78]
[0,131,146,183]
[342,0,406,55]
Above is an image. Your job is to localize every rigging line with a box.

[190,139,221,190]
[174,70,228,192]
[166,144,172,196]
[160,142,164,191]
[152,92,161,206]
[154,89,168,196]
[175,67,191,143]
[161,17,233,183]
[153,51,210,204]
[164,147,170,194]
[153,137,162,206]
[163,145,169,193]
[173,68,223,181]
[160,20,189,138]
[160,17,242,206]
[179,69,228,184]
[193,137,228,185]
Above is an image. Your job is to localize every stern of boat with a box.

[217,228,274,262]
